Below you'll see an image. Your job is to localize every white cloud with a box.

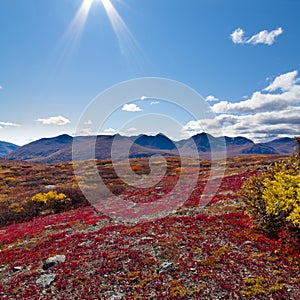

[140,96,148,101]
[265,71,298,92]
[205,95,219,102]
[104,127,117,134]
[84,120,92,125]
[183,70,300,142]
[247,27,283,45]
[122,103,142,112]
[212,71,300,113]
[0,121,20,127]
[126,127,137,132]
[150,101,159,105]
[230,28,245,44]
[183,107,300,142]
[230,27,283,45]
[36,115,70,125]
[78,128,93,136]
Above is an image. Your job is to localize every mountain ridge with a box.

[5,133,298,163]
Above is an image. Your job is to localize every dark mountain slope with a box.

[0,141,19,157]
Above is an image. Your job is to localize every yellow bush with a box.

[242,276,265,296]
[31,191,70,204]
[239,137,300,237]
[263,173,300,228]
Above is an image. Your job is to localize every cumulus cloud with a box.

[104,127,117,134]
[0,121,20,127]
[230,27,283,45]
[230,28,245,44]
[212,71,300,113]
[183,70,300,142]
[122,103,142,112]
[265,71,298,92]
[183,107,300,142]
[36,116,70,125]
[205,95,219,102]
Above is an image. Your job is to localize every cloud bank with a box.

[183,71,300,142]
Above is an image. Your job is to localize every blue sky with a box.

[1,0,300,145]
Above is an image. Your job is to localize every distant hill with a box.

[5,134,73,163]
[260,137,297,155]
[0,141,19,157]
[5,133,298,163]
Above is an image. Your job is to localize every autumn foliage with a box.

[0,155,299,298]
[240,138,300,239]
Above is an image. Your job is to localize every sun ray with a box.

[54,0,94,68]
[100,0,146,72]
[52,0,145,74]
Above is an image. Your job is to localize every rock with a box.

[43,255,66,270]
[243,241,253,246]
[13,266,23,272]
[108,292,124,300]
[45,185,56,190]
[36,273,56,289]
[158,262,174,273]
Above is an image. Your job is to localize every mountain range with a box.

[3,133,297,163]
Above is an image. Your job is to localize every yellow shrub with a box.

[239,137,300,237]
[263,173,300,228]
[31,191,70,204]
[242,276,265,295]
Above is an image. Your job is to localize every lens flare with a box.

[56,0,144,72]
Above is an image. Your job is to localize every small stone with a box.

[158,262,174,273]
[45,185,56,190]
[36,273,56,289]
[13,266,23,272]
[243,241,253,245]
[43,255,66,270]
[108,292,124,300]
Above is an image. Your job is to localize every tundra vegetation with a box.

[0,151,299,298]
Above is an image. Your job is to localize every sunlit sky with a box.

[1,0,300,145]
